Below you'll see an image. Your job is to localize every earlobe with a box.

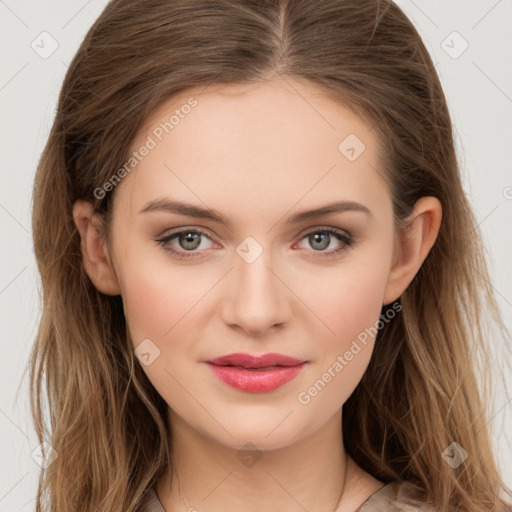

[382,196,442,306]
[72,200,121,296]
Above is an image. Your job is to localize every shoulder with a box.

[356,481,512,512]
[140,483,512,512]
[140,488,166,512]
[355,481,436,512]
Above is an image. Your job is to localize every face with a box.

[107,77,398,450]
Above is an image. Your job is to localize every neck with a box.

[156,409,381,512]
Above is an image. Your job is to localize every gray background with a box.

[1,0,511,509]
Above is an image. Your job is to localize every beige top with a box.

[141,481,437,511]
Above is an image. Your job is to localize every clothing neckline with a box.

[354,481,396,510]
[145,481,398,512]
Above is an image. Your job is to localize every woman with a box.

[29,0,512,510]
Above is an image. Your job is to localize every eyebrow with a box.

[138,198,372,225]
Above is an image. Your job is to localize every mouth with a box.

[203,353,308,393]
[204,352,307,369]
[224,365,285,371]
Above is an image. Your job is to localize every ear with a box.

[72,200,121,296]
[382,196,442,306]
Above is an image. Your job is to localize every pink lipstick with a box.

[203,353,307,393]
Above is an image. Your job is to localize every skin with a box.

[73,77,442,511]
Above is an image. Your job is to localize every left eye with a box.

[157,229,215,257]
[295,228,354,253]
[156,227,354,259]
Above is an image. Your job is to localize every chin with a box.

[216,430,302,452]
[194,410,313,452]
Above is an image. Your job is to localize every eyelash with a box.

[156,227,355,260]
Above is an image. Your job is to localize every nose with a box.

[220,246,291,337]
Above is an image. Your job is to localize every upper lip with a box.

[204,353,307,369]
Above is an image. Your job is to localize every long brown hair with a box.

[28,0,512,510]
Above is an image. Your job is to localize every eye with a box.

[294,228,355,258]
[156,226,356,260]
[156,228,216,259]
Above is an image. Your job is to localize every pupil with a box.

[176,232,332,252]
[310,232,329,250]
[180,232,201,250]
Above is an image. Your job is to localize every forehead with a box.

[115,78,390,223]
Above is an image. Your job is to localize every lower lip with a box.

[205,362,307,393]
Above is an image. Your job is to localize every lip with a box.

[204,353,308,393]
[204,352,306,368]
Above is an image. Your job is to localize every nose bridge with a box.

[222,239,289,334]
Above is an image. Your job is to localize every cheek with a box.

[295,259,390,345]
[120,261,212,402]
[292,256,391,408]
[119,255,213,345]
[336,268,387,339]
